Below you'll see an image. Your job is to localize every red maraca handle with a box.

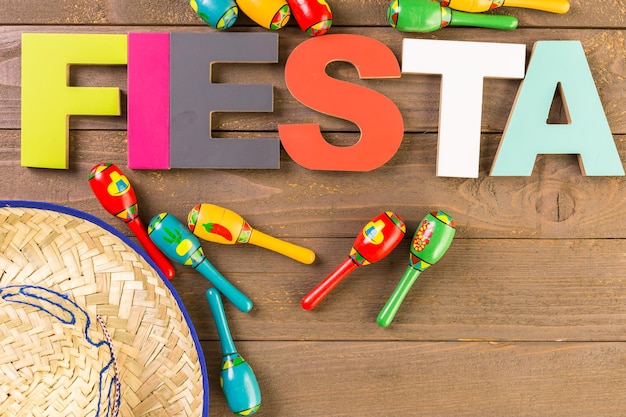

[127,218,176,279]
[301,258,359,310]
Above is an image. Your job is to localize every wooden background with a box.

[3,0,626,415]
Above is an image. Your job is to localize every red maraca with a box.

[301,212,406,310]
[88,162,176,279]
[287,0,333,36]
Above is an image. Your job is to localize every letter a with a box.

[491,41,624,176]
[21,33,127,169]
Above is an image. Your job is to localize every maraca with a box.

[189,0,239,29]
[440,0,569,14]
[188,203,316,264]
[387,0,518,33]
[237,0,291,30]
[206,287,261,416]
[88,163,175,280]
[301,212,406,310]
[148,212,253,313]
[377,211,456,327]
[287,0,333,36]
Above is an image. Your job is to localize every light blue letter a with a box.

[491,41,624,176]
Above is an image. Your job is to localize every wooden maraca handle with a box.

[450,9,518,30]
[376,266,422,327]
[197,260,253,313]
[206,287,238,355]
[301,258,359,310]
[503,0,569,13]
[249,230,316,264]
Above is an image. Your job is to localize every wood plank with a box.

[1,130,626,240]
[169,238,626,342]
[3,27,626,133]
[0,1,621,28]
[201,340,626,416]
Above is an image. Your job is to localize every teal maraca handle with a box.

[206,287,262,415]
[451,9,518,30]
[377,266,423,327]
[197,261,253,313]
[206,287,237,355]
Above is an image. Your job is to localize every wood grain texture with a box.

[2,2,626,416]
[202,341,626,416]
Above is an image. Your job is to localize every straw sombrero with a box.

[0,201,209,416]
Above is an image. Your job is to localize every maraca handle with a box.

[127,218,176,279]
[248,230,316,264]
[376,266,422,328]
[301,258,358,310]
[196,260,254,313]
[206,287,237,355]
[504,0,569,13]
[451,10,518,30]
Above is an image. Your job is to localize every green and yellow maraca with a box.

[388,0,518,32]
[377,211,456,327]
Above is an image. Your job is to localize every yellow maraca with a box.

[440,0,570,14]
[188,203,316,264]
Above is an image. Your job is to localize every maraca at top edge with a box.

[388,0,518,32]
[189,0,239,29]
[441,0,570,14]
[237,0,291,30]
[377,211,456,327]
[287,0,333,36]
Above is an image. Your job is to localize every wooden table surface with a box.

[3,1,626,415]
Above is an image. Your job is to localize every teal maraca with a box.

[189,0,239,29]
[377,211,456,327]
[207,287,261,415]
[148,212,253,313]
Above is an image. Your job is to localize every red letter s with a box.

[279,34,403,171]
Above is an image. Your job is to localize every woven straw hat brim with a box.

[0,201,209,417]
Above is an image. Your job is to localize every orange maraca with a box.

[88,163,176,279]
[188,203,315,264]
[301,212,406,310]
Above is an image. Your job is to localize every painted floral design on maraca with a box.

[413,218,435,252]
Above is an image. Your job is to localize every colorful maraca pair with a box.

[301,210,456,327]
[189,0,332,36]
[388,0,569,33]
[146,203,316,312]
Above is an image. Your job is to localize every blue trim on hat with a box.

[0,200,210,417]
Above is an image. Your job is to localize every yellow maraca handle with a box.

[504,0,570,13]
[248,229,316,264]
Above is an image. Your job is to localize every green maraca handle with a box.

[451,9,518,30]
[377,266,423,327]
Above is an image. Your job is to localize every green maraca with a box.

[377,211,456,327]
[387,0,518,32]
